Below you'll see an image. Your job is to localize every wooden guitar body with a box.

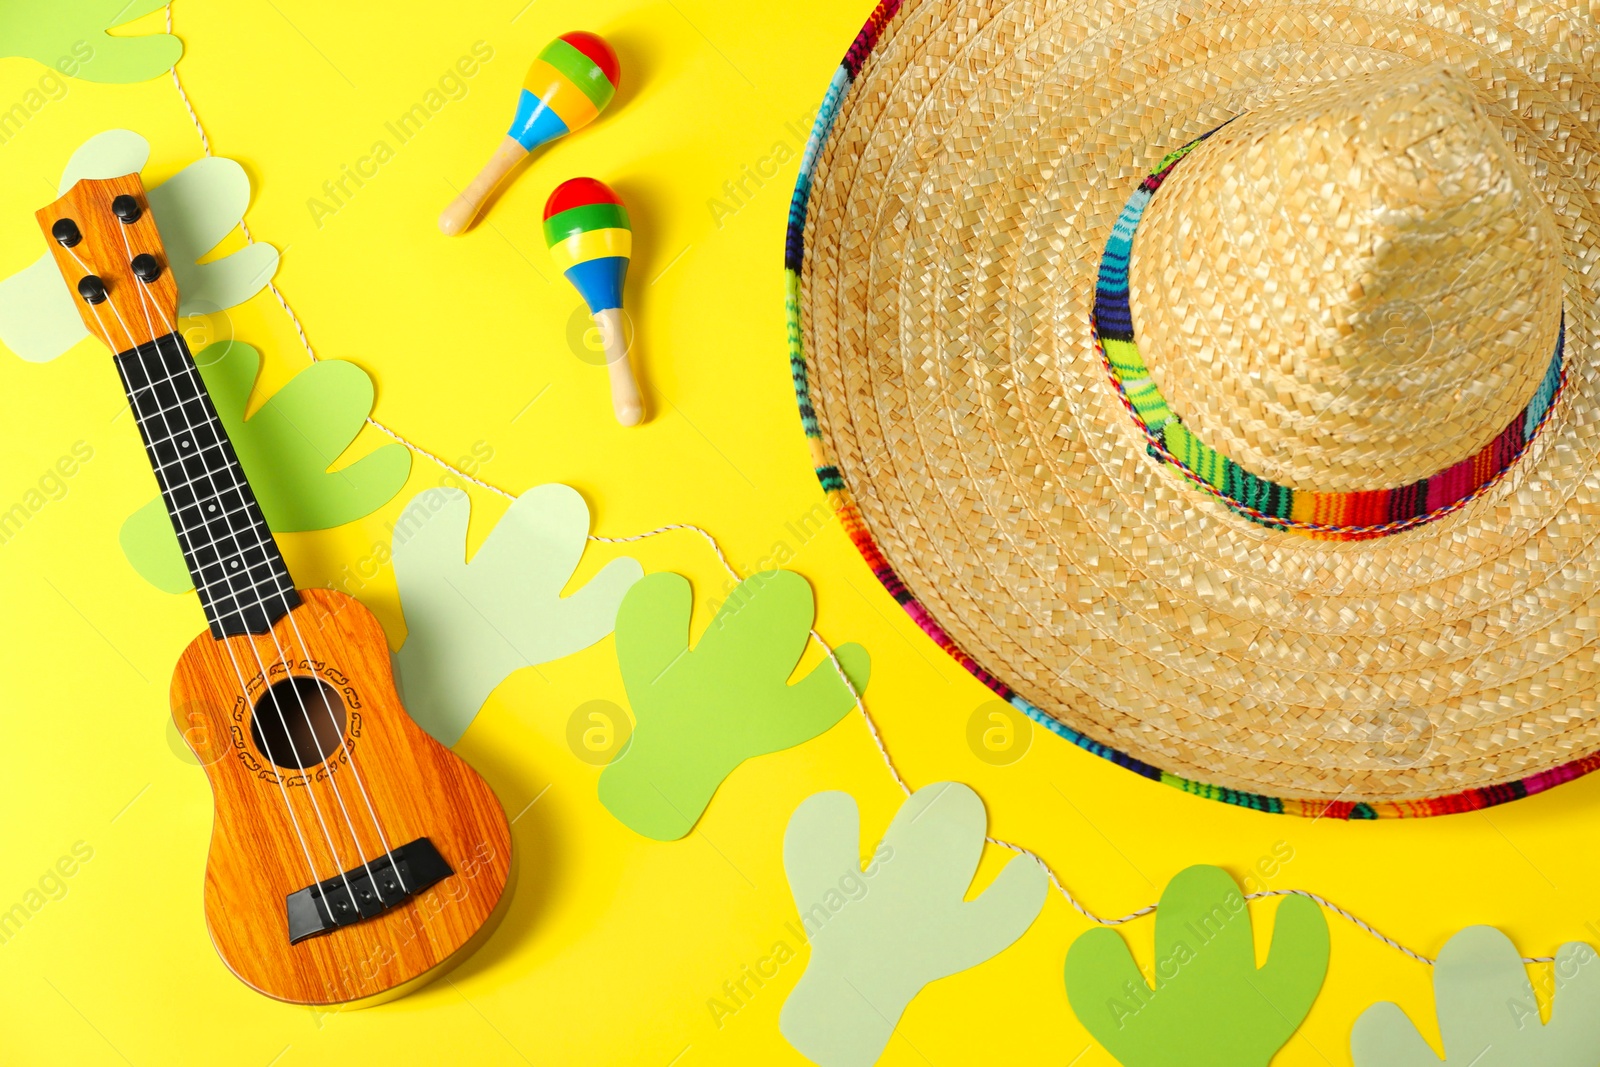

[172,588,512,1005]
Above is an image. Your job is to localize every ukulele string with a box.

[94,238,326,886]
[116,220,387,870]
[116,265,353,895]
[227,606,370,905]
[107,239,356,898]
[61,238,333,895]
[136,279,398,908]
[67,252,310,775]
[111,328,329,894]
[77,298,118,367]
[117,332,331,895]
[184,551,331,895]
[145,334,358,903]
[61,245,138,355]
[279,606,410,893]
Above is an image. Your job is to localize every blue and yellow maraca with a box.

[545,177,642,426]
[439,32,620,235]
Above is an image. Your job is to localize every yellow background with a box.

[1,2,1597,1064]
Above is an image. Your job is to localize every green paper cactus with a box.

[1352,926,1600,1066]
[0,0,182,83]
[780,782,1048,1067]
[1065,865,1330,1067]
[598,570,870,841]
[391,485,642,747]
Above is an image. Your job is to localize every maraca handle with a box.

[440,136,529,236]
[596,307,644,426]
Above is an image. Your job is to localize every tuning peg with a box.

[544,178,642,427]
[77,275,108,304]
[112,194,142,223]
[439,32,620,236]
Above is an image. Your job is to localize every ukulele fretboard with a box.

[114,332,300,638]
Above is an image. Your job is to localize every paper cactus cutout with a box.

[0,0,182,83]
[597,570,870,840]
[119,341,411,591]
[390,484,644,746]
[1065,865,1330,1067]
[1351,926,1600,1066]
[779,782,1049,1066]
[0,129,278,362]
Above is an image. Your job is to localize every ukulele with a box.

[36,174,513,1006]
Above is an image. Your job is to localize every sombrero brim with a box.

[785,0,1600,816]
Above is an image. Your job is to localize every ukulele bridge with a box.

[285,837,453,944]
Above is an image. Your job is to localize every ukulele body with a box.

[171,587,512,1006]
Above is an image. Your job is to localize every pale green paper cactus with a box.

[0,0,181,83]
[118,341,411,591]
[391,484,643,747]
[1065,865,1330,1067]
[780,782,1049,1067]
[598,570,870,841]
[0,130,279,363]
[1352,926,1600,1066]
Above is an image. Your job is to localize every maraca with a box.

[439,32,620,236]
[545,178,643,426]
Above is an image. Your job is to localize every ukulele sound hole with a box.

[250,677,348,770]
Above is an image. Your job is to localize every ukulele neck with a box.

[115,331,300,638]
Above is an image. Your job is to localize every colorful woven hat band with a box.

[1093,129,1567,540]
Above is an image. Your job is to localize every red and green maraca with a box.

[545,177,643,426]
[439,31,620,235]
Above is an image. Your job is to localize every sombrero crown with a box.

[1098,65,1567,534]
[790,0,1600,815]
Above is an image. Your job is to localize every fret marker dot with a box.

[231,561,241,569]
[180,439,192,449]
[208,504,217,513]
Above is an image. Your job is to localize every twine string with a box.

[160,7,1578,968]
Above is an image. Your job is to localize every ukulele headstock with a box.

[36,173,177,354]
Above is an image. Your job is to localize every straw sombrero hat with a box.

[786,0,1600,816]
